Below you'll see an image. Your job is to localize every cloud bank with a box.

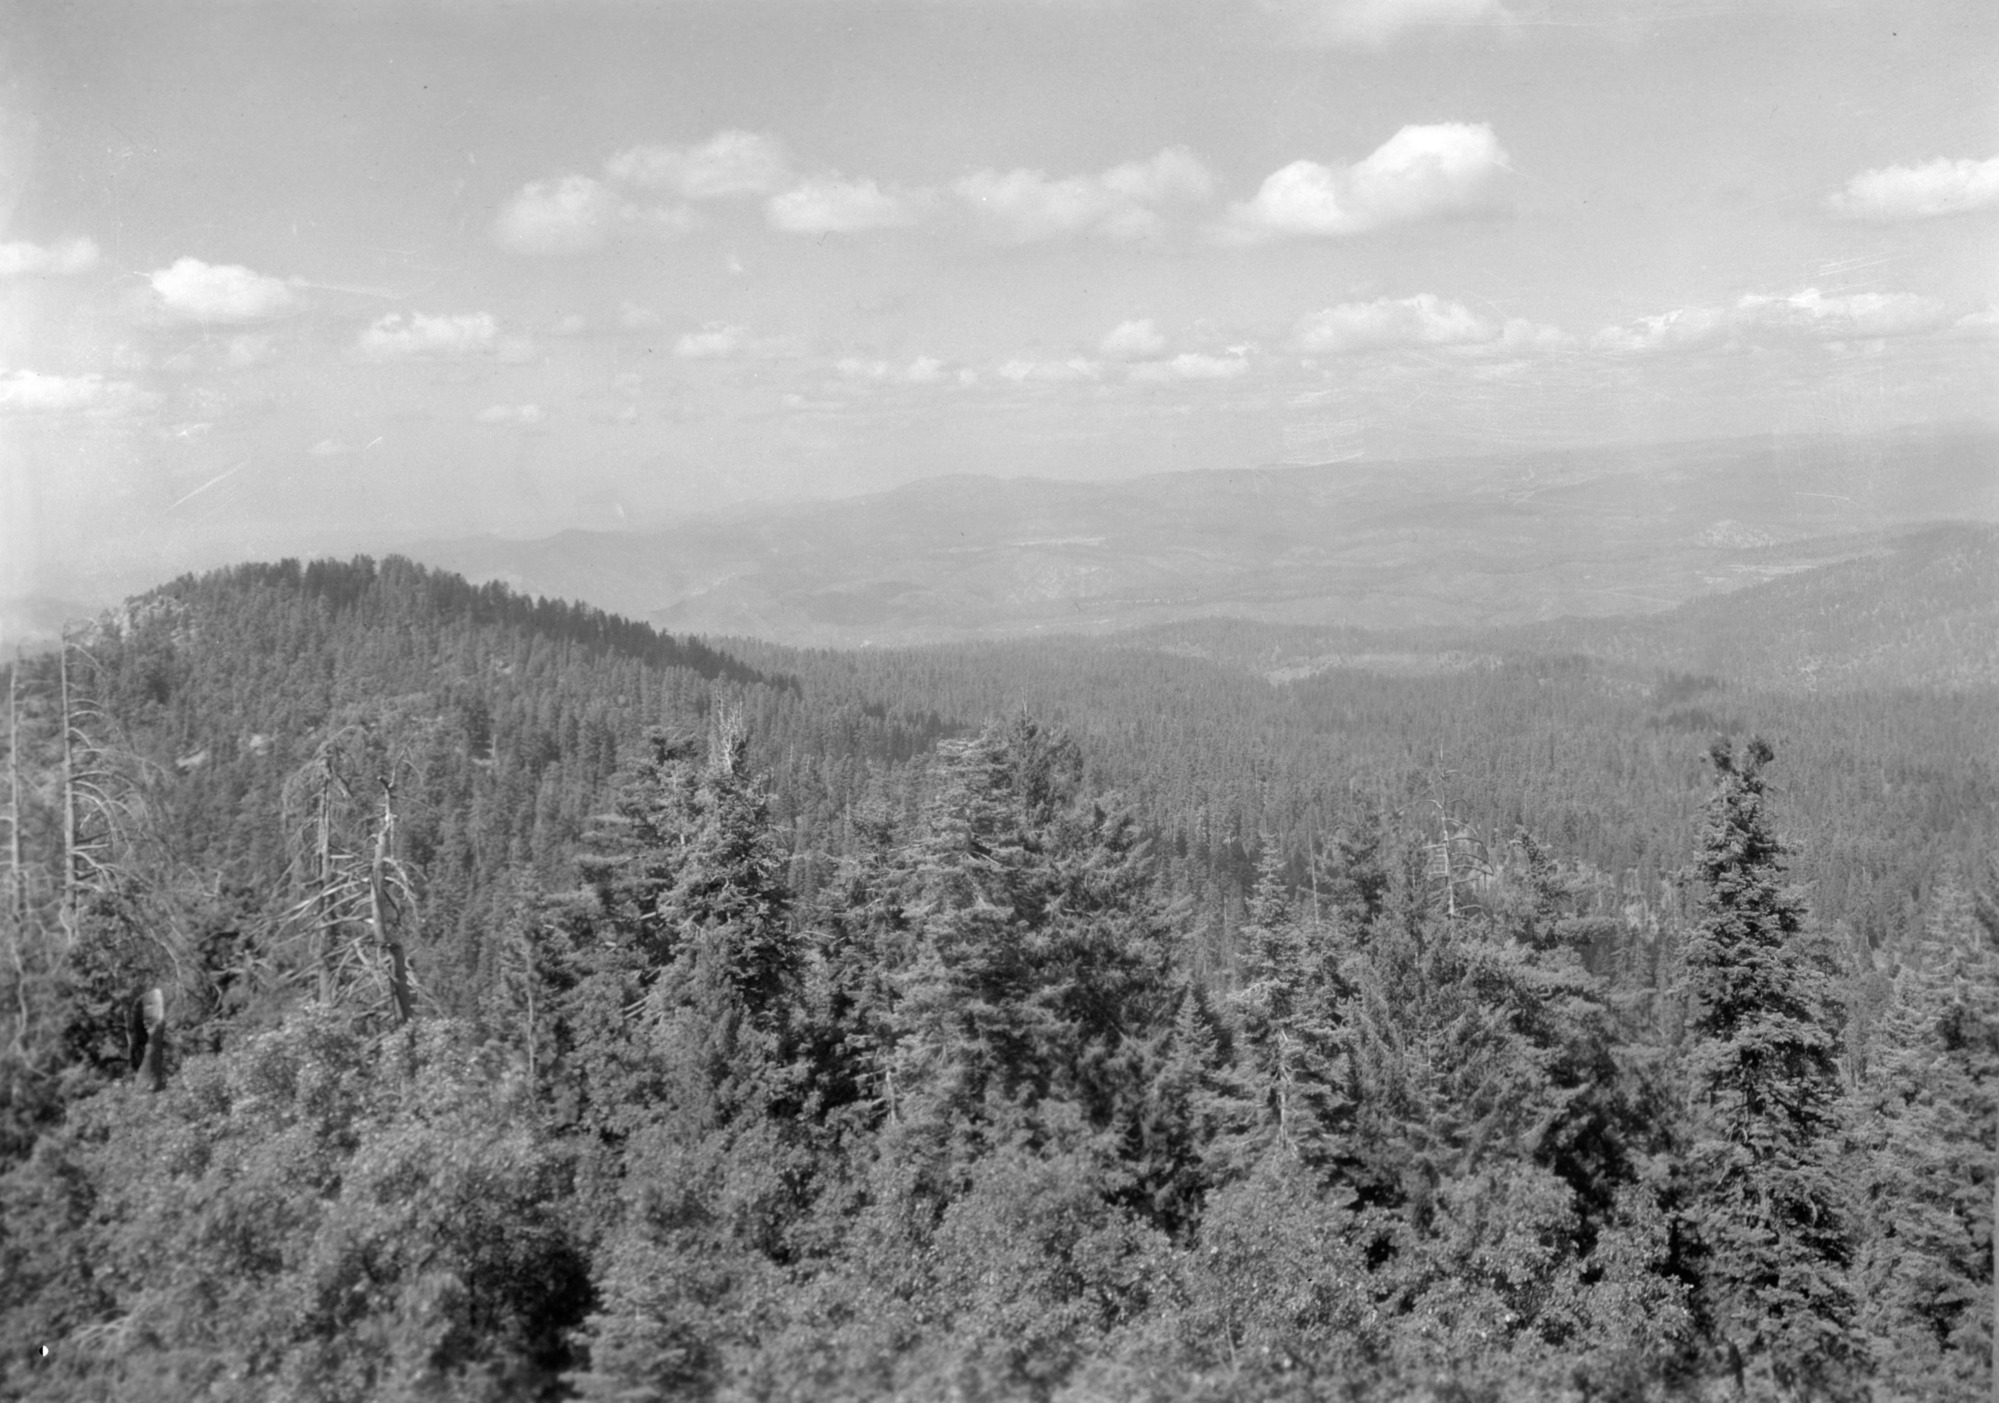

[1127,351,1252,382]
[955,147,1212,243]
[671,323,803,360]
[1100,319,1168,360]
[497,130,790,254]
[1220,124,1508,242]
[150,258,295,322]
[605,131,791,199]
[1289,293,1566,358]
[836,356,959,385]
[997,358,1102,384]
[768,177,932,234]
[1294,293,1492,353]
[1593,288,1955,353]
[356,312,502,360]
[495,176,624,255]
[1827,155,1999,221]
[673,323,751,359]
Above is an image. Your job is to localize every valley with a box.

[402,425,1999,645]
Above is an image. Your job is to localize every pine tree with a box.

[1680,736,1862,1397]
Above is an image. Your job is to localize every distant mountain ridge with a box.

[404,426,1999,646]
[1118,521,1999,692]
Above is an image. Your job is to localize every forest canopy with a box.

[1,555,1994,1402]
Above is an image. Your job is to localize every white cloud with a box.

[0,369,144,414]
[674,323,750,359]
[0,237,100,278]
[493,175,699,255]
[150,257,295,323]
[1592,288,1954,354]
[475,403,545,426]
[670,322,803,360]
[836,355,954,385]
[1589,306,1728,355]
[997,357,1103,384]
[619,303,662,330]
[955,146,1213,243]
[1220,123,1507,242]
[1102,147,1214,204]
[1292,293,1495,353]
[1128,351,1252,382]
[356,311,501,360]
[1827,155,1999,222]
[1955,307,1999,337]
[308,439,353,457]
[605,130,791,199]
[1732,288,1951,340]
[1488,317,1574,353]
[494,175,620,254]
[769,177,932,234]
[1100,318,1168,360]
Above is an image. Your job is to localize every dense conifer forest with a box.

[2,554,1995,1401]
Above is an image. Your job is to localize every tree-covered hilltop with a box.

[1,555,1995,1401]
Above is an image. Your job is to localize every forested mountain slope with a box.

[1,552,1994,1402]
[402,426,1999,645]
[726,526,1999,955]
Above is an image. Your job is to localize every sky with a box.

[1,0,1995,606]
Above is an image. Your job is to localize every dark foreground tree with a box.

[1680,737,1861,1398]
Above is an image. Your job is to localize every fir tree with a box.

[1322,801,1392,942]
[885,716,1175,1193]
[1206,839,1351,1179]
[1680,736,1862,1397]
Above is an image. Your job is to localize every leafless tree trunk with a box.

[370,793,412,1026]
[316,779,335,1003]
[58,636,76,945]
[127,986,167,1092]
[6,659,19,927]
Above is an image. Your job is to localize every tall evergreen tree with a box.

[1680,737,1862,1397]
[648,721,801,1090]
[565,721,811,1401]
[883,715,1177,1195]
[1205,840,1351,1179]
[1320,802,1392,943]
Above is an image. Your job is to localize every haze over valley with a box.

[403,424,1999,646]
